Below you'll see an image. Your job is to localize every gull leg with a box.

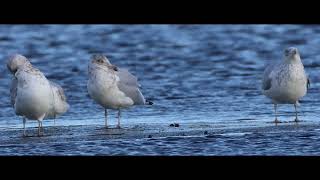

[117,109,121,129]
[294,104,299,123]
[274,104,280,124]
[105,109,108,128]
[37,114,46,136]
[23,117,27,137]
[37,120,41,137]
[41,121,45,136]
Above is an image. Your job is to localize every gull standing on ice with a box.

[262,47,310,123]
[45,81,69,124]
[87,54,153,128]
[7,54,69,136]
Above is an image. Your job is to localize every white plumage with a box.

[262,47,310,123]
[7,54,69,136]
[87,54,152,128]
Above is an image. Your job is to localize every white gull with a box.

[87,54,153,128]
[262,47,310,123]
[7,54,69,136]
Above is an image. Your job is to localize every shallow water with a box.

[0,25,319,155]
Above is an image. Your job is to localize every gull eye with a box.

[285,49,289,54]
[292,50,296,55]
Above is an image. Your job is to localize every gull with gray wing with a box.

[87,54,153,128]
[7,54,69,136]
[262,47,310,123]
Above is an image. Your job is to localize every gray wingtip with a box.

[263,78,272,91]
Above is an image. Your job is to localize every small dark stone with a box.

[148,135,152,138]
[204,131,208,135]
[72,67,80,72]
[170,123,180,127]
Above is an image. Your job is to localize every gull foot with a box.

[274,119,281,124]
[294,118,302,123]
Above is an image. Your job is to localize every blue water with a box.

[0,25,319,155]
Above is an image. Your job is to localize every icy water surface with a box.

[0,25,319,155]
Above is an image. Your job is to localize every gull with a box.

[262,47,310,123]
[87,54,153,128]
[7,54,69,136]
[45,81,69,125]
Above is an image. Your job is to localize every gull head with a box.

[90,54,111,65]
[284,47,301,62]
[7,54,30,74]
[90,54,118,71]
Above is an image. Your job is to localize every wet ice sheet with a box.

[1,122,320,155]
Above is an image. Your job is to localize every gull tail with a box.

[145,99,154,105]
